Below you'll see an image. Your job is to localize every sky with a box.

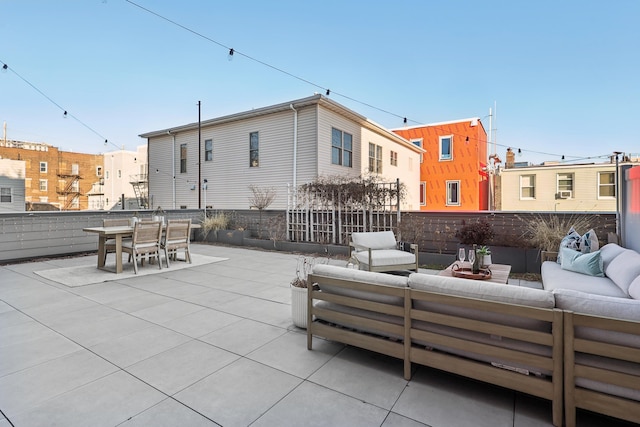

[2,0,639,165]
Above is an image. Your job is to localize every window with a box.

[72,181,79,192]
[597,172,615,197]
[96,166,102,177]
[520,175,536,199]
[117,170,122,178]
[105,170,110,179]
[71,196,79,208]
[40,162,47,173]
[250,132,259,167]
[557,173,574,196]
[420,182,426,206]
[439,136,453,161]
[180,143,187,173]
[0,187,11,203]
[368,143,383,173]
[39,179,48,191]
[446,180,460,206]
[411,139,423,163]
[39,196,48,202]
[331,128,353,167]
[390,150,398,166]
[72,164,79,175]
[205,139,213,162]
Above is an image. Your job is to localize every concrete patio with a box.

[0,244,633,426]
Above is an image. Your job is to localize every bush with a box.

[455,219,494,245]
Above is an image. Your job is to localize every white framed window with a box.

[205,139,213,162]
[39,179,48,191]
[331,128,353,167]
[390,150,398,166]
[446,180,460,206]
[368,143,382,173]
[180,143,187,173]
[439,135,453,161]
[411,139,423,163]
[598,172,615,198]
[250,132,259,167]
[72,181,79,192]
[557,173,574,198]
[0,187,11,203]
[420,181,426,206]
[40,162,47,173]
[520,174,536,199]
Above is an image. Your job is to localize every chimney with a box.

[505,148,515,169]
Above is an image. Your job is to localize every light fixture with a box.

[1,64,7,73]
[561,155,565,160]
[517,148,522,157]
[63,111,68,118]
[325,89,330,96]
[403,117,407,124]
[228,48,234,61]
[104,139,108,146]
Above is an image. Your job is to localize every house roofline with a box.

[139,94,423,153]
[390,117,483,131]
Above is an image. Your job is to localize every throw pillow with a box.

[560,247,605,277]
[557,227,582,264]
[580,229,600,254]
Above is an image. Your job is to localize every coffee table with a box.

[438,262,511,285]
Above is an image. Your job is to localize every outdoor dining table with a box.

[83,223,200,274]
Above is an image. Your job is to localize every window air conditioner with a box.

[558,190,572,199]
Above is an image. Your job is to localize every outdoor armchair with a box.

[349,230,418,273]
[121,220,163,274]
[161,219,192,268]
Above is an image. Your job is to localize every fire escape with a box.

[130,173,148,209]
[57,171,82,210]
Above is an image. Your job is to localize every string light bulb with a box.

[104,139,108,146]
[63,111,68,119]
[1,64,7,73]
[518,148,522,157]
[561,155,565,160]
[325,89,330,96]
[403,117,407,124]
[228,48,234,61]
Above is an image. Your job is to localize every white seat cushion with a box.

[353,249,415,267]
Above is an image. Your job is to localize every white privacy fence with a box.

[286,179,401,244]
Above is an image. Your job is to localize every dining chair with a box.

[121,220,163,274]
[103,218,132,264]
[161,219,192,268]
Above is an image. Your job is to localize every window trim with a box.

[180,143,187,174]
[439,135,453,161]
[556,172,574,197]
[40,162,47,173]
[205,139,213,162]
[39,179,48,192]
[519,174,536,200]
[250,131,259,167]
[390,150,398,167]
[368,143,382,174]
[410,139,423,163]
[597,171,616,199]
[0,187,11,203]
[446,180,460,206]
[331,127,353,168]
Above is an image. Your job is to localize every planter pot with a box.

[291,285,308,329]
[479,254,492,267]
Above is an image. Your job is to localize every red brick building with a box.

[0,140,103,210]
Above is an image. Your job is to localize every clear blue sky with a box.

[2,0,639,165]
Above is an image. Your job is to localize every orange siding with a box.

[393,120,488,211]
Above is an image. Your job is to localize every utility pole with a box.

[198,101,201,210]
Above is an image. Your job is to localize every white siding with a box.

[0,159,26,212]
[500,163,618,211]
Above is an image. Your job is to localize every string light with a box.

[228,48,234,61]
[325,89,330,96]
[63,111,68,119]
[1,64,7,73]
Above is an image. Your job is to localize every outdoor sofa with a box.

[541,243,640,426]
[307,265,564,426]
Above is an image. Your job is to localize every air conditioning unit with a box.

[558,190,572,199]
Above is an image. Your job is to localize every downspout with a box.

[290,104,298,188]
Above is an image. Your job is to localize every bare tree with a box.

[248,185,276,238]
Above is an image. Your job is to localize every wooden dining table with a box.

[83,223,200,274]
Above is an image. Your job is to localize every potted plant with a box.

[477,245,492,267]
[291,255,328,328]
[200,211,230,242]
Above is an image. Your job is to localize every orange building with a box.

[0,140,103,210]
[392,118,488,210]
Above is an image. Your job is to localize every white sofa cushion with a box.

[553,288,640,348]
[541,261,627,298]
[599,243,626,269]
[629,276,640,300]
[604,249,640,295]
[351,231,397,250]
[312,264,407,306]
[353,249,416,267]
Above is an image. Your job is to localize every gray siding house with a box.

[140,95,422,210]
[0,158,26,212]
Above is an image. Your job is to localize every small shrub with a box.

[455,219,495,245]
[522,214,598,253]
[201,211,230,238]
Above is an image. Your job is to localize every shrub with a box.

[455,219,495,245]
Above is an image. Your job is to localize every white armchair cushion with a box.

[353,249,416,267]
